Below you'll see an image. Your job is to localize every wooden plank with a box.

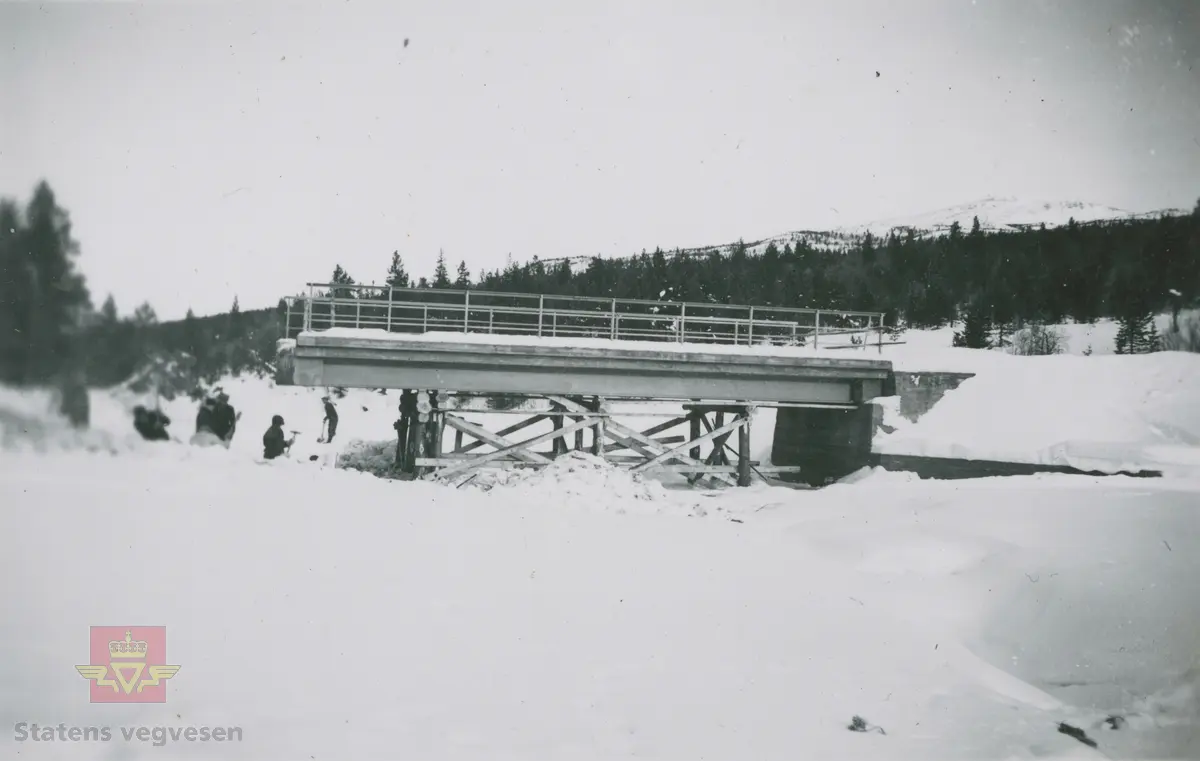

[426,416,597,480]
[452,413,547,454]
[603,435,687,454]
[546,394,737,486]
[442,415,552,465]
[630,416,747,474]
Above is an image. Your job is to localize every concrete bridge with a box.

[278,284,896,486]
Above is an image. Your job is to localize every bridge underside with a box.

[291,330,893,405]
[285,330,894,486]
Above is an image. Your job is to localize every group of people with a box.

[130,388,340,462]
[195,391,238,445]
[260,395,338,460]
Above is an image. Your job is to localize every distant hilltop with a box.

[542,196,1190,271]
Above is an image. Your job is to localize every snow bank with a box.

[876,351,1200,474]
[11,451,1187,759]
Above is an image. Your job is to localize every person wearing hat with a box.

[211,391,238,444]
[133,404,171,441]
[263,414,295,460]
[195,396,218,436]
[321,395,339,443]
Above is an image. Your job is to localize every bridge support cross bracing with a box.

[392,391,801,487]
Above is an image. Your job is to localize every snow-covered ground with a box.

[2,451,1198,759]
[2,317,1199,759]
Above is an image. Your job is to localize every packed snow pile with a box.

[477,451,681,513]
[336,438,399,475]
[876,351,1200,473]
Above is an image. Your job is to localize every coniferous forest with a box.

[2,180,1198,390]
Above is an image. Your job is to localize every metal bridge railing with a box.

[283,284,890,353]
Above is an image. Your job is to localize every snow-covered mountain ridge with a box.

[543,196,1189,271]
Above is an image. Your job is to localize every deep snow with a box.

[1,318,1199,759]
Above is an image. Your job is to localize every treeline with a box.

[0,180,288,389]
[325,204,1200,352]
[84,296,288,388]
[4,178,1198,395]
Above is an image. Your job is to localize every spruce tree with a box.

[433,250,451,288]
[1115,312,1159,354]
[952,297,992,349]
[455,260,471,288]
[385,251,410,289]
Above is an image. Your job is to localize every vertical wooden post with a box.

[814,310,821,349]
[538,295,544,336]
[396,390,413,474]
[737,408,752,487]
[747,306,755,345]
[712,411,725,466]
[432,400,446,464]
[551,400,566,456]
[463,291,471,332]
[592,396,606,459]
[386,288,393,332]
[412,413,428,476]
[689,404,702,463]
[572,397,585,451]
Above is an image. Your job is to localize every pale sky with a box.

[2,0,1198,320]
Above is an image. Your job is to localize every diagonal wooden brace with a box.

[453,414,548,455]
[426,416,597,480]
[546,395,737,486]
[442,414,552,465]
[630,415,747,474]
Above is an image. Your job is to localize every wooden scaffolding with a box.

[391,391,803,487]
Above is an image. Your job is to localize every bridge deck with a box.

[291,329,894,405]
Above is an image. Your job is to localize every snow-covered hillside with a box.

[543,196,1189,272]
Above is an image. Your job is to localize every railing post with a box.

[679,303,687,343]
[386,288,393,332]
[464,290,471,333]
[423,305,428,333]
[878,312,885,354]
[488,309,494,333]
[538,295,544,337]
[748,306,754,345]
[552,312,557,337]
[610,298,617,340]
[356,298,361,329]
[814,310,821,350]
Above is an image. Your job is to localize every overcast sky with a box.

[2,0,1198,320]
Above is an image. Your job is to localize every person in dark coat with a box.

[211,392,237,443]
[196,397,218,435]
[263,414,294,460]
[322,396,339,442]
[133,405,171,441]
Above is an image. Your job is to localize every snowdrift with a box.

[876,351,1200,475]
[3,451,1199,759]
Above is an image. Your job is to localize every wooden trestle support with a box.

[390,391,802,487]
